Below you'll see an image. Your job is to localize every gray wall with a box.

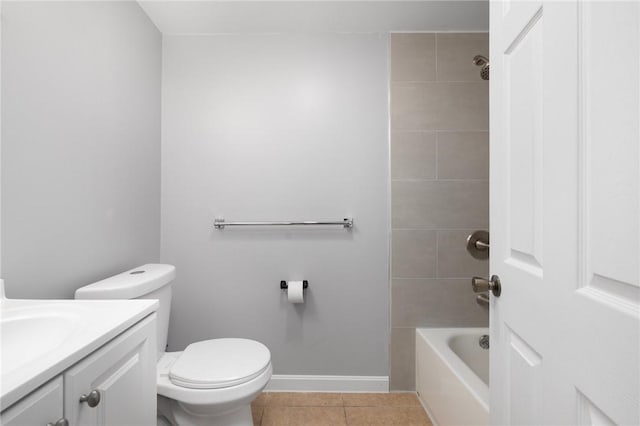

[161,34,390,376]
[1,2,162,298]
[389,33,490,390]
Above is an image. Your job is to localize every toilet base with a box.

[158,395,254,426]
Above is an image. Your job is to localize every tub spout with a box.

[479,334,490,349]
[476,293,490,308]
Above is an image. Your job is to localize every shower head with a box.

[473,55,490,80]
[480,64,490,80]
[473,55,488,66]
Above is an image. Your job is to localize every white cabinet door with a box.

[0,377,64,426]
[490,1,640,424]
[64,314,157,426]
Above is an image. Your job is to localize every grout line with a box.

[434,33,438,82]
[391,178,489,182]
[434,230,439,278]
[391,80,489,84]
[391,131,489,136]
[391,277,475,281]
[434,132,439,179]
[391,80,488,85]
[391,129,489,133]
[392,228,487,231]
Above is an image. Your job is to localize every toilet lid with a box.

[169,338,271,389]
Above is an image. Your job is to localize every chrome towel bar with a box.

[214,218,353,230]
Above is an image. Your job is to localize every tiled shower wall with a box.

[389,33,490,390]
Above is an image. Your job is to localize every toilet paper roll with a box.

[287,280,305,304]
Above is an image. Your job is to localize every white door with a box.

[490,1,639,425]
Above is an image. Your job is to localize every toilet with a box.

[75,264,272,426]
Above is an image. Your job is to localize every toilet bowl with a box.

[75,264,272,426]
[157,339,272,426]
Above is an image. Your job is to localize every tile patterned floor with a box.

[251,392,432,426]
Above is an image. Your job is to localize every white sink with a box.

[0,305,82,375]
[0,282,157,409]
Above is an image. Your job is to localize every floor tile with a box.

[266,392,343,407]
[262,406,347,426]
[341,392,421,407]
[252,406,264,425]
[253,392,270,406]
[345,406,431,425]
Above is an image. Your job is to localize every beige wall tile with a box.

[262,407,346,426]
[391,34,436,82]
[391,132,437,179]
[389,328,416,391]
[390,83,431,131]
[437,131,489,179]
[392,181,489,229]
[345,406,431,425]
[391,82,489,131]
[389,32,490,391]
[436,33,490,82]
[392,230,437,278]
[437,230,489,278]
[391,279,489,327]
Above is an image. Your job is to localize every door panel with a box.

[505,7,544,274]
[578,1,639,301]
[491,1,639,425]
[577,392,616,426]
[572,2,640,425]
[506,328,542,426]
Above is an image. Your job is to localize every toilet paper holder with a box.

[280,280,309,290]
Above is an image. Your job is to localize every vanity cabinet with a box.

[0,377,64,426]
[65,314,156,425]
[0,314,156,426]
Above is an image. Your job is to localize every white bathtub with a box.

[415,328,489,426]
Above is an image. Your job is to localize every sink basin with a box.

[0,283,158,410]
[1,305,82,375]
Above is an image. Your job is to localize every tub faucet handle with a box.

[466,230,489,259]
[471,275,501,297]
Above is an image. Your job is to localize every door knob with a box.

[79,390,101,407]
[471,275,501,297]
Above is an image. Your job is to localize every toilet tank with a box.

[75,264,176,359]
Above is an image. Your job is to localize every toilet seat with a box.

[169,338,271,389]
[156,339,273,407]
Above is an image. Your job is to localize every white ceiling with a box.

[138,1,489,34]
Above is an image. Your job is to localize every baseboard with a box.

[264,375,389,393]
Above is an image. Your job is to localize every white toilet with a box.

[75,264,272,426]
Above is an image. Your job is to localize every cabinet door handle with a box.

[47,418,69,426]
[79,389,101,407]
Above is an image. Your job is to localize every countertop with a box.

[0,298,158,409]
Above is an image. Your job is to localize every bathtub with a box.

[415,328,489,426]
